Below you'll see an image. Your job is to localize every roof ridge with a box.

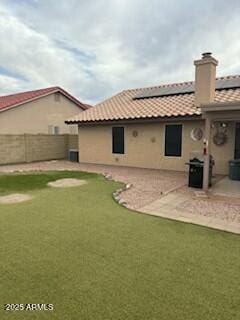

[216,74,240,80]
[0,86,59,98]
[0,86,89,112]
[123,74,240,93]
[123,81,193,93]
[94,90,126,107]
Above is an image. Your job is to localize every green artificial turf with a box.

[0,171,98,194]
[0,171,239,320]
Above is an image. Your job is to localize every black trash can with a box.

[229,159,240,181]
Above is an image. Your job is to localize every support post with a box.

[203,117,211,191]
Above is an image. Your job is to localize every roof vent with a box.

[202,52,212,59]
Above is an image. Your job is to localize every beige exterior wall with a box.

[0,134,78,165]
[0,93,82,134]
[78,120,235,175]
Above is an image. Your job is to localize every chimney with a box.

[194,52,218,106]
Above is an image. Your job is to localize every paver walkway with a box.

[0,160,239,234]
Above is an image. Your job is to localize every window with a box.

[112,127,124,154]
[48,125,60,134]
[235,123,240,159]
[165,124,182,157]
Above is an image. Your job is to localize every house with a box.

[66,53,240,190]
[0,86,89,134]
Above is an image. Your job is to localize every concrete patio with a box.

[0,160,239,234]
[140,186,240,234]
[211,176,240,198]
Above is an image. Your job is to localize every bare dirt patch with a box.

[48,178,87,188]
[0,193,32,204]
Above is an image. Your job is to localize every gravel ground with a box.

[177,196,240,223]
[0,160,239,226]
[170,185,240,224]
[0,160,187,209]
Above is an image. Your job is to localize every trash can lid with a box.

[189,157,204,163]
[229,159,240,164]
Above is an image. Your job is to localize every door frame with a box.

[234,122,240,159]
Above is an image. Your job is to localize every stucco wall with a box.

[78,120,235,175]
[0,134,78,165]
[0,93,82,134]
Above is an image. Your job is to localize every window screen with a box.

[112,127,124,154]
[235,123,240,159]
[165,124,182,157]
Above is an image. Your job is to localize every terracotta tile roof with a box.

[66,75,240,124]
[0,86,90,112]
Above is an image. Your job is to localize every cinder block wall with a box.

[68,135,79,150]
[0,135,26,164]
[0,134,78,165]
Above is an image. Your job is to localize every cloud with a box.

[0,0,240,104]
[0,66,27,81]
[0,2,95,101]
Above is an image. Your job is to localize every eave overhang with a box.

[65,114,202,126]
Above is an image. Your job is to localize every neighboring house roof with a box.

[0,86,90,113]
[66,75,240,124]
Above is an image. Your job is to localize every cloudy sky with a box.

[0,0,240,104]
